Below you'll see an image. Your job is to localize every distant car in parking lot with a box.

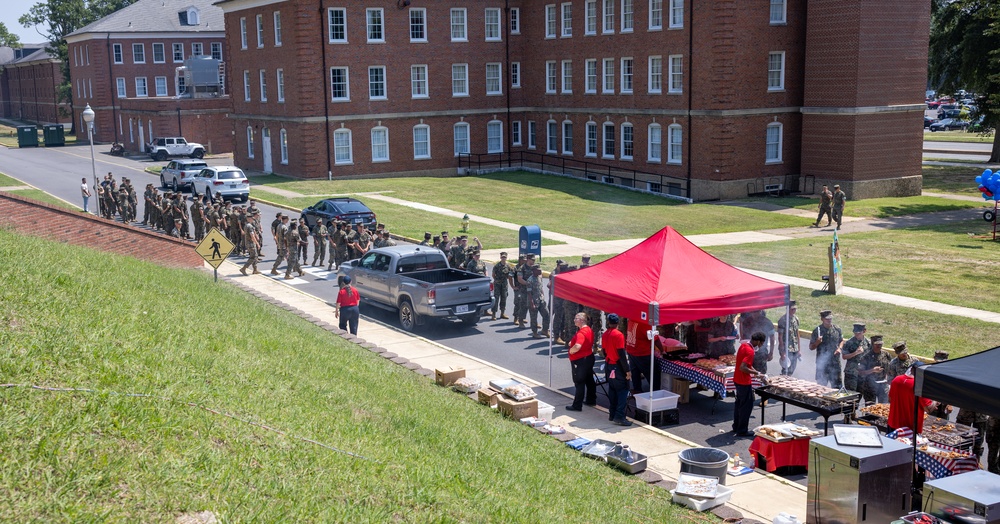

[190,166,249,202]
[924,116,934,128]
[927,100,942,109]
[300,198,377,230]
[160,159,208,192]
[929,118,970,132]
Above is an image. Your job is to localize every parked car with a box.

[190,166,249,202]
[147,136,205,161]
[300,198,377,230]
[927,100,942,109]
[929,118,970,132]
[160,159,208,192]
[937,105,959,119]
[924,116,934,128]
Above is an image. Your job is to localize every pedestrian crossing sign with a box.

[195,227,235,269]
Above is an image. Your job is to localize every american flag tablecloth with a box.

[657,359,762,398]
[888,428,980,479]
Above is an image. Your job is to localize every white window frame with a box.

[274,11,282,46]
[409,8,427,43]
[770,0,787,24]
[113,43,123,64]
[116,77,126,98]
[279,128,288,164]
[487,120,503,153]
[586,122,598,157]
[766,122,783,164]
[413,124,431,159]
[648,56,662,94]
[621,57,633,94]
[247,126,255,159]
[668,124,683,164]
[450,8,467,42]
[561,60,573,93]
[562,3,573,37]
[243,70,251,101]
[669,0,683,29]
[649,0,663,30]
[172,43,184,62]
[602,58,615,93]
[546,61,558,94]
[154,76,168,97]
[602,122,615,158]
[259,69,268,101]
[240,17,247,49]
[648,123,662,163]
[191,42,203,57]
[152,43,165,63]
[486,62,502,95]
[621,0,633,32]
[669,54,683,93]
[330,67,350,101]
[211,42,222,60]
[621,123,634,160]
[545,5,557,39]
[768,51,785,91]
[276,69,285,102]
[135,77,148,97]
[334,128,353,165]
[452,64,469,97]
[485,8,502,41]
[603,0,615,34]
[367,8,385,43]
[546,120,558,153]
[328,8,347,43]
[368,66,386,100]
[132,43,145,64]
[585,59,598,93]
[411,64,429,99]
[453,122,470,156]
[562,120,574,155]
[255,14,264,48]
[511,62,521,88]
[512,121,522,146]
[528,121,537,149]
[585,0,598,35]
[510,7,520,34]
[371,126,390,162]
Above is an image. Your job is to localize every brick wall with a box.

[0,192,203,268]
[0,60,70,125]
[117,96,235,154]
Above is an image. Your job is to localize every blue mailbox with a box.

[519,225,542,257]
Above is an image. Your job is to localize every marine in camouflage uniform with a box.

[814,185,832,227]
[808,310,844,388]
[955,408,989,461]
[490,252,512,320]
[334,222,351,269]
[284,219,304,279]
[270,215,289,275]
[527,266,550,339]
[513,255,534,328]
[312,222,329,267]
[381,231,397,247]
[777,302,800,376]
[190,198,205,242]
[549,262,568,343]
[177,195,191,239]
[125,179,137,222]
[240,220,261,275]
[297,220,310,264]
[858,335,891,404]
[450,237,469,269]
[561,269,582,342]
[840,323,871,392]
[886,341,915,383]
[832,185,847,229]
[116,188,130,223]
[142,185,154,225]
[161,193,175,236]
[149,192,161,229]
[353,225,372,259]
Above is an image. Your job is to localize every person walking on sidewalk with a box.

[814,185,833,227]
[603,314,631,426]
[734,332,767,437]
[336,275,361,335]
[565,312,596,412]
[832,184,847,229]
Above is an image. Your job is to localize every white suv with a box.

[147,137,205,161]
[191,166,249,203]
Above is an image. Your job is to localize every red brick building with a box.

[217,0,928,200]
[0,45,71,126]
[65,0,234,154]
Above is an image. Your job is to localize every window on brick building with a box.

[487,121,503,153]
[135,77,148,97]
[511,62,521,88]
[621,0,633,32]
[546,61,557,93]
[259,69,268,101]
[253,14,263,47]
[132,44,145,63]
[411,65,428,98]
[546,120,558,153]
[766,122,783,163]
[192,43,203,57]
[768,51,785,91]
[669,0,683,28]
[586,122,598,156]
[485,8,501,41]
[561,60,572,93]
[410,8,427,42]
[211,42,222,60]
[178,75,186,95]
[334,129,352,164]
[603,58,614,93]
[243,70,251,101]
[621,57,633,93]
[329,8,347,43]
[510,8,520,33]
[280,129,288,164]
[172,43,184,62]
[648,123,662,162]
[371,127,390,161]
[528,121,537,149]
[330,67,349,101]
[770,0,786,24]
[113,43,123,64]
[369,66,386,100]
[512,121,522,145]
[545,5,556,38]
[585,0,597,34]
[603,0,614,33]
[562,3,572,37]
[562,121,574,154]
[277,69,285,102]
[413,125,430,159]
[486,63,502,95]
[247,126,255,158]
[585,59,597,93]
[668,55,683,93]
[152,43,165,63]
[450,8,467,41]
[453,123,469,156]
[116,77,126,98]
[649,56,662,93]
[155,76,168,96]
[240,17,247,49]
[602,122,615,158]
[668,124,682,164]
[621,123,634,160]
[649,0,662,30]
[274,12,282,46]
[452,64,468,96]
[367,8,385,43]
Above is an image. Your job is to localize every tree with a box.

[0,22,22,48]
[929,0,1000,161]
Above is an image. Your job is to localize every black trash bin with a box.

[43,124,65,147]
[678,447,730,486]
[17,126,39,148]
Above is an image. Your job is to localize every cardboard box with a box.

[435,367,466,387]
[671,378,691,404]
[497,397,538,420]
[477,387,502,407]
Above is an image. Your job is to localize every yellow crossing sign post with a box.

[195,227,236,281]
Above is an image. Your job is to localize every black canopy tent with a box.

[914,345,1000,419]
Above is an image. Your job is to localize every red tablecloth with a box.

[748,436,811,472]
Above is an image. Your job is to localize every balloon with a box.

[984,169,994,177]
[977,176,984,184]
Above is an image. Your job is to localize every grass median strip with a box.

[0,229,692,522]
[0,172,22,186]
[922,164,993,196]
[744,194,987,220]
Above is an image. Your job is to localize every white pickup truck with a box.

[147,137,205,161]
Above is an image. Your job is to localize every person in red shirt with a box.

[625,318,661,393]
[888,361,936,433]
[602,314,631,425]
[566,312,597,412]
[335,275,361,335]
[733,332,766,436]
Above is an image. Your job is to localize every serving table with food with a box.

[753,375,860,435]
[888,427,981,480]
[657,353,761,399]
[748,423,822,472]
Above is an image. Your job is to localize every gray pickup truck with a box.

[337,245,493,331]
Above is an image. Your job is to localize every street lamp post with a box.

[81,104,100,217]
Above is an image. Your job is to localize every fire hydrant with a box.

[461,214,470,232]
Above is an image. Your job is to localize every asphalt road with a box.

[3,143,842,481]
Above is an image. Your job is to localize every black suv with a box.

[300,198,377,230]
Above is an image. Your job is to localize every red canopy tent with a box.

[553,226,789,323]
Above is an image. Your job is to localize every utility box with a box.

[17,126,38,147]
[518,225,541,258]
[43,124,65,147]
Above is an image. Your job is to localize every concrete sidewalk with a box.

[217,258,805,523]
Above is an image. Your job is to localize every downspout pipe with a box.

[319,0,333,181]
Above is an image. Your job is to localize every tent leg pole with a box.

[650,325,656,426]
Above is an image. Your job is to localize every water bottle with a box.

[733,453,742,469]
[748,451,756,470]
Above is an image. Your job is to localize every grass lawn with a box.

[924,130,995,144]
[702,221,1000,316]
[0,172,23,186]
[250,172,813,241]
[743,194,987,219]
[922,164,994,196]
[0,230,695,522]
[146,166,163,175]
[0,123,77,148]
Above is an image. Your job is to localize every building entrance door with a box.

[262,128,272,173]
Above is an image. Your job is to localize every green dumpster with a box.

[43,124,65,147]
[17,126,39,148]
